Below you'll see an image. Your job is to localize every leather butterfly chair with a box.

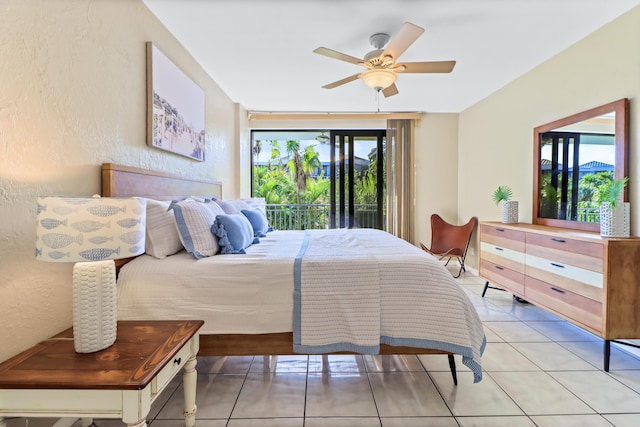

[420,214,478,278]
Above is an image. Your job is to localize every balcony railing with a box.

[266,203,381,230]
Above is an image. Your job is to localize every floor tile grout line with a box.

[224,355,255,425]
[419,357,459,422]
[363,370,384,427]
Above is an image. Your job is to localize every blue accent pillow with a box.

[211,214,259,254]
[241,209,273,237]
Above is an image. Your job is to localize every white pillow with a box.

[213,199,238,214]
[240,197,266,214]
[145,199,183,259]
[212,199,250,214]
[228,199,250,212]
[171,199,225,258]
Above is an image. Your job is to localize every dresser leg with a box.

[183,354,198,427]
[604,340,611,372]
[482,281,490,297]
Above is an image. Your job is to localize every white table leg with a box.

[0,416,6,427]
[183,354,198,427]
[126,420,146,427]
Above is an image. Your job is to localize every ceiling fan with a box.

[313,22,456,97]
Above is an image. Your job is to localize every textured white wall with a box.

[458,5,640,270]
[0,0,241,361]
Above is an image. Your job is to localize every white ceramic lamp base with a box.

[72,260,117,353]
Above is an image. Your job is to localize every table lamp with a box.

[36,196,146,353]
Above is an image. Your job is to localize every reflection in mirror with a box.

[533,98,628,232]
[539,115,615,222]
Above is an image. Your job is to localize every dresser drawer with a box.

[480,259,525,295]
[525,276,602,332]
[525,233,603,272]
[525,254,603,301]
[480,241,524,273]
[480,224,525,252]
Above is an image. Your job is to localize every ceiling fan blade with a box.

[382,84,399,98]
[381,22,425,61]
[313,47,364,65]
[322,73,361,89]
[398,60,456,73]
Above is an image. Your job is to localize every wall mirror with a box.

[533,98,628,232]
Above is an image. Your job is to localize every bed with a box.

[102,163,486,383]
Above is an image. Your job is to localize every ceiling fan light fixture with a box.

[361,69,397,90]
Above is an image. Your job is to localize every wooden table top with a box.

[0,320,204,390]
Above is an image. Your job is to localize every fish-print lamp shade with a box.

[36,196,146,353]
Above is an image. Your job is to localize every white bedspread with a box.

[117,228,485,381]
[117,230,305,333]
[293,229,486,382]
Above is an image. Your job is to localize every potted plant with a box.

[492,185,518,223]
[597,177,629,237]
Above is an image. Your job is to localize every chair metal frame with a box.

[420,214,478,278]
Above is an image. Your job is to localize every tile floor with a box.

[7,272,640,427]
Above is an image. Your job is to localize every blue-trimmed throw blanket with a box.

[293,228,486,383]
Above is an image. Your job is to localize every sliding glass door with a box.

[330,130,386,230]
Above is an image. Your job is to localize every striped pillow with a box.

[171,199,225,258]
[144,199,183,259]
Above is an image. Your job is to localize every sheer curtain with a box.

[386,119,415,243]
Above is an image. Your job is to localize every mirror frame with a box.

[533,98,629,232]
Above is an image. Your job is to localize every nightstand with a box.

[0,320,204,427]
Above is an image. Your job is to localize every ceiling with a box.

[143,0,640,114]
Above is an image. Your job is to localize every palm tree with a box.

[269,140,281,169]
[285,140,308,194]
[302,145,322,176]
[252,139,262,159]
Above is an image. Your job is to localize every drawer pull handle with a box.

[496,228,505,232]
[495,265,504,271]
[174,357,182,365]
[550,287,565,294]
[550,262,565,268]
[551,238,566,243]
[494,247,504,251]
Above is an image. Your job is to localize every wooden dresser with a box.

[479,221,640,370]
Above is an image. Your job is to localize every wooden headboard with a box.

[101,163,222,200]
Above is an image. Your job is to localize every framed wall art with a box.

[146,42,206,161]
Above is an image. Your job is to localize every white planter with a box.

[600,202,630,237]
[502,200,519,223]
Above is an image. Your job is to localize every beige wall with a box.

[458,5,640,270]
[414,114,459,248]
[0,0,241,361]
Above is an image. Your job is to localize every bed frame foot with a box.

[447,354,457,386]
